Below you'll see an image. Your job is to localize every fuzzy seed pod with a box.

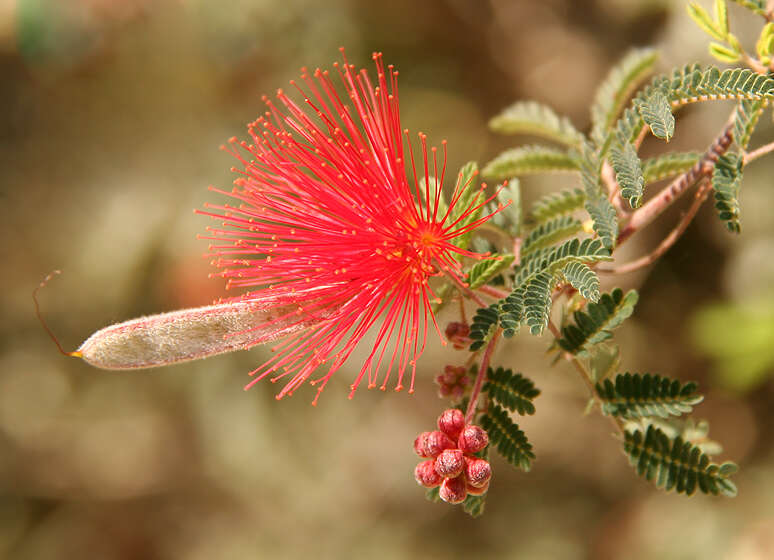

[414,460,442,488]
[458,425,489,454]
[413,431,432,457]
[435,448,465,478]
[464,457,492,488]
[439,475,467,504]
[465,481,489,496]
[437,408,466,440]
[423,430,455,458]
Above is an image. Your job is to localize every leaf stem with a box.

[465,328,500,424]
[616,120,734,245]
[598,179,712,275]
[744,140,774,165]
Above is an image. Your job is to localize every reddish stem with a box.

[465,328,501,424]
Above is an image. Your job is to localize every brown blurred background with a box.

[2,0,774,558]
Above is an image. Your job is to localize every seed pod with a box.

[465,481,489,496]
[422,431,455,458]
[413,431,432,457]
[464,457,492,488]
[437,408,465,440]
[435,448,465,478]
[414,460,442,488]
[458,425,489,454]
[439,475,467,504]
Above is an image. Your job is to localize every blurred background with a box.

[2,0,774,558]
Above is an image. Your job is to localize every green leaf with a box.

[483,145,579,180]
[461,493,486,517]
[641,152,701,183]
[579,142,619,250]
[488,101,583,146]
[715,0,729,35]
[493,179,522,236]
[596,372,704,418]
[529,188,586,224]
[756,22,774,57]
[467,254,515,290]
[588,344,621,383]
[591,48,659,145]
[499,286,525,339]
[425,486,441,503]
[523,271,555,335]
[522,216,583,257]
[451,161,482,251]
[637,91,675,141]
[559,288,638,357]
[709,42,742,63]
[609,140,645,207]
[469,304,501,351]
[712,152,743,233]
[687,2,727,40]
[561,261,600,302]
[733,99,764,149]
[484,367,540,415]
[480,404,534,471]
[730,0,767,17]
[623,425,738,496]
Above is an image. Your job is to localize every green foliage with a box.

[483,145,579,179]
[488,101,583,146]
[484,367,540,415]
[591,48,659,144]
[480,404,534,471]
[522,216,583,257]
[467,255,515,290]
[729,0,767,17]
[623,425,738,496]
[451,161,482,250]
[637,91,675,141]
[579,142,619,250]
[712,152,743,233]
[469,304,501,351]
[462,493,486,517]
[641,152,700,183]
[733,99,765,149]
[490,179,522,236]
[559,288,638,357]
[609,140,646,207]
[499,287,525,339]
[506,238,611,335]
[561,261,600,302]
[529,188,586,224]
[596,373,704,419]
[687,2,728,41]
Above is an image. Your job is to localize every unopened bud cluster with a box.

[435,365,471,400]
[413,408,492,504]
[445,321,471,350]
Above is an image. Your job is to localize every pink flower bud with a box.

[464,457,492,488]
[439,475,467,504]
[465,481,489,496]
[423,430,454,458]
[458,425,489,454]
[437,408,466,440]
[435,448,465,478]
[414,460,442,488]
[413,431,432,457]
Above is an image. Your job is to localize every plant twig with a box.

[599,179,712,275]
[744,140,774,165]
[616,121,733,245]
[465,328,501,424]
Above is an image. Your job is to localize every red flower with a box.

[199,50,500,403]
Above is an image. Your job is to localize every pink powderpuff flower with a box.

[198,49,502,404]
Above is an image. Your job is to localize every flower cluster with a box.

[413,408,491,504]
[435,364,471,400]
[199,50,501,403]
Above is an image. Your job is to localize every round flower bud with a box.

[458,425,489,454]
[413,431,432,457]
[439,475,467,504]
[435,448,465,478]
[423,430,455,458]
[465,481,489,496]
[437,408,465,440]
[464,457,492,488]
[414,460,442,488]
